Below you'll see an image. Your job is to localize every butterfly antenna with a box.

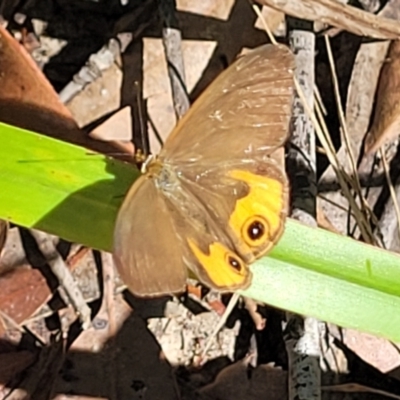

[135,81,149,153]
[201,292,240,359]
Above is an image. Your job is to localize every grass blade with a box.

[1,122,400,341]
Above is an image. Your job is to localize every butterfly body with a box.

[114,44,295,297]
[147,158,179,191]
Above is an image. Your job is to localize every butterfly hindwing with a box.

[176,155,288,263]
[113,175,187,297]
[155,174,253,292]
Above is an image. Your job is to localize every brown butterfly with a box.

[113,44,295,297]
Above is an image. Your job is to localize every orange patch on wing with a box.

[187,239,248,288]
[227,169,284,246]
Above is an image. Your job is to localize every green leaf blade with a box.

[2,121,400,342]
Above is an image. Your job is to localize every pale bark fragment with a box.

[286,17,321,400]
[158,0,190,120]
[365,40,400,154]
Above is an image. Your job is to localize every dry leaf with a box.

[187,283,203,299]
[342,329,400,373]
[6,338,64,400]
[256,0,400,39]
[0,350,36,384]
[0,267,52,325]
[0,220,8,257]
[0,25,131,160]
[323,383,400,399]
[198,357,287,400]
[207,299,226,316]
[365,40,400,153]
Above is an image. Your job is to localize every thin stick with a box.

[254,0,400,39]
[103,252,118,400]
[324,35,375,242]
[318,194,357,216]
[252,4,277,45]
[314,85,327,116]
[295,79,376,243]
[29,230,91,330]
[201,292,240,358]
[158,0,190,120]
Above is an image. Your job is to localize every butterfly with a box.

[113,44,295,297]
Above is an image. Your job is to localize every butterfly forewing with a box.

[159,44,295,164]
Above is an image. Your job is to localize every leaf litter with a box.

[1,0,400,399]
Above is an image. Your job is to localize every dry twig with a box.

[158,0,190,119]
[255,0,400,39]
[29,230,92,330]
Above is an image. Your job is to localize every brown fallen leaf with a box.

[187,283,203,300]
[198,357,287,400]
[0,267,52,326]
[5,336,64,400]
[0,25,132,161]
[365,40,400,154]
[255,0,400,39]
[207,299,226,317]
[342,328,400,374]
[0,350,36,385]
[323,383,400,399]
[0,220,8,257]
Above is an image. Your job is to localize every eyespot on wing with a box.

[187,238,251,290]
[227,169,287,257]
